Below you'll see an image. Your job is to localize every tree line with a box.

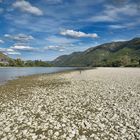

[91,56,140,67]
[0,58,52,67]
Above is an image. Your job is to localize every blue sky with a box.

[0,0,140,60]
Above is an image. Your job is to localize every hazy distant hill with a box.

[52,37,140,67]
[0,52,8,59]
[0,52,10,65]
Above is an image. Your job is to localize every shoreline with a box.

[0,68,84,102]
[0,67,80,86]
[0,68,140,139]
[0,67,95,86]
[0,66,139,86]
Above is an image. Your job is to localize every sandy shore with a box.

[0,68,140,140]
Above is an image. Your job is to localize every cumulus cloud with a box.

[0,39,4,43]
[0,44,37,55]
[44,45,65,52]
[4,34,34,42]
[11,45,35,51]
[13,0,43,16]
[60,29,98,38]
[0,48,21,55]
[7,52,21,55]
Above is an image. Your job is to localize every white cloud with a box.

[6,51,21,55]
[44,45,65,52]
[11,45,35,51]
[13,0,43,16]
[0,48,21,55]
[59,49,64,52]
[105,4,138,17]
[108,25,126,29]
[60,29,98,38]
[4,34,34,42]
[90,3,139,22]
[6,48,14,52]
[108,22,139,29]
[91,15,117,22]
[112,39,127,42]
[0,39,4,43]
[0,44,37,55]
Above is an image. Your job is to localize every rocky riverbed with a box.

[0,68,140,140]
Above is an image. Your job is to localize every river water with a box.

[0,67,75,85]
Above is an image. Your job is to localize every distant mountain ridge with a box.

[52,37,140,67]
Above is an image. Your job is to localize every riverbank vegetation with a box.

[0,58,52,67]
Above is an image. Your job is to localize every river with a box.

[0,67,75,85]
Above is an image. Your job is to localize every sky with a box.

[0,0,140,61]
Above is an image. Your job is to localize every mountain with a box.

[0,52,8,59]
[52,37,140,67]
[0,52,10,66]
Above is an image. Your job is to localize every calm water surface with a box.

[0,67,75,85]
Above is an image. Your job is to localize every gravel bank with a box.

[0,68,140,140]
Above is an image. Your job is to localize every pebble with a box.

[0,68,140,139]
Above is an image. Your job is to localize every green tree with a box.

[15,58,24,67]
[111,60,122,67]
[9,59,16,66]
